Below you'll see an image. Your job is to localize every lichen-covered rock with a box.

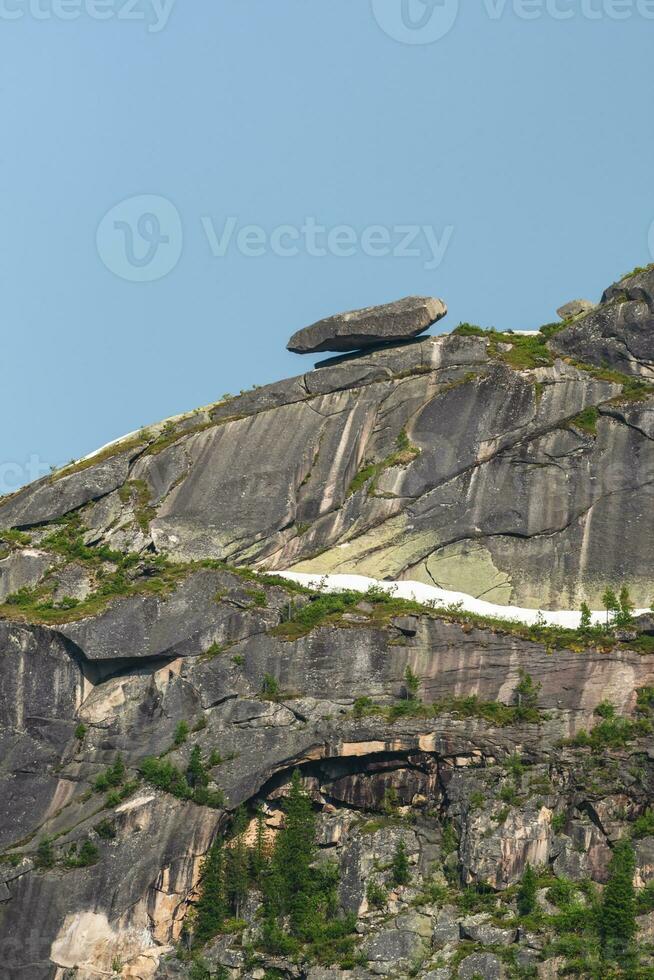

[459,913,517,946]
[0,549,54,602]
[457,952,504,979]
[556,299,594,320]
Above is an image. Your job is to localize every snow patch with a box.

[278,572,648,630]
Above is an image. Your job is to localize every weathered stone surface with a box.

[56,569,279,662]
[556,299,594,320]
[287,296,447,354]
[0,449,138,529]
[432,905,461,947]
[51,561,94,602]
[551,265,654,378]
[3,305,650,608]
[458,952,503,979]
[0,550,54,602]
[0,570,653,977]
[460,913,517,946]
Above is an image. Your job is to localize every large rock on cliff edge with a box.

[286,295,447,353]
[0,267,652,610]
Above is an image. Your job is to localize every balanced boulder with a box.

[286,295,447,354]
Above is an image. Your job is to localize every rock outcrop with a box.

[551,264,654,378]
[3,268,652,608]
[286,296,447,353]
[556,299,594,320]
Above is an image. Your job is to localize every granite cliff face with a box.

[0,265,653,979]
[1,266,653,609]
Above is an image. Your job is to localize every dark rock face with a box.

[0,569,654,977]
[286,295,447,353]
[551,265,654,378]
[57,569,281,662]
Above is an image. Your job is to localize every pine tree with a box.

[194,839,226,944]
[250,809,268,879]
[616,586,635,627]
[602,588,619,631]
[599,839,636,962]
[35,837,55,869]
[514,670,542,719]
[108,753,126,787]
[517,863,537,916]
[403,665,420,700]
[225,837,249,918]
[579,602,592,632]
[265,770,316,935]
[390,839,410,887]
[187,746,208,789]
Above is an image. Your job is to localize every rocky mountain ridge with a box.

[1,264,653,610]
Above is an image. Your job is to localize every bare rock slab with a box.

[556,299,594,320]
[286,295,447,353]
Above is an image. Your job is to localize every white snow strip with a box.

[78,429,141,463]
[278,572,648,630]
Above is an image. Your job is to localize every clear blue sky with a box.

[2,0,653,491]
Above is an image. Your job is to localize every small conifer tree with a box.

[579,602,592,632]
[403,665,420,700]
[390,839,410,887]
[616,586,635,627]
[517,863,538,917]
[194,840,226,944]
[599,839,636,962]
[602,588,620,631]
[187,746,208,789]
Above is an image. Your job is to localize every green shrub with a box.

[140,755,224,809]
[366,880,388,910]
[173,721,190,746]
[65,840,100,868]
[390,840,411,887]
[551,813,566,834]
[514,671,542,720]
[570,406,599,436]
[35,837,55,869]
[93,754,126,792]
[352,696,378,718]
[261,674,280,698]
[245,589,267,607]
[403,665,420,700]
[631,810,654,839]
[636,881,654,915]
[94,819,116,840]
